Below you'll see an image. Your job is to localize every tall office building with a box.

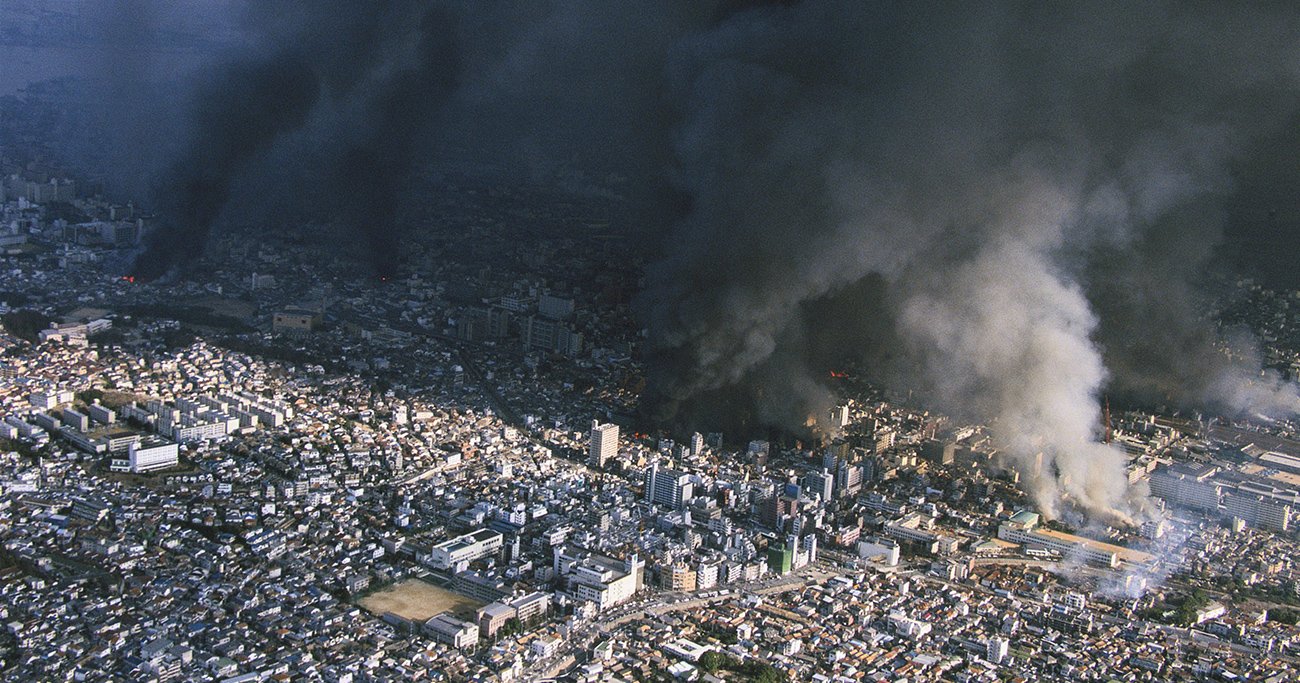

[644,462,693,509]
[522,315,583,356]
[836,460,864,497]
[803,469,834,501]
[589,420,619,468]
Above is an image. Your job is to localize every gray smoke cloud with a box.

[636,1,1300,523]
[99,1,1300,522]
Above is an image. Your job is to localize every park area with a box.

[357,579,483,621]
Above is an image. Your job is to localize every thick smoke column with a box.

[328,7,461,277]
[131,0,461,278]
[638,1,1300,522]
[133,52,319,280]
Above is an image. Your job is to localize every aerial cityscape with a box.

[2,2,1300,682]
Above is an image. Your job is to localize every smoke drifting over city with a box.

[131,0,461,279]
[126,1,1300,522]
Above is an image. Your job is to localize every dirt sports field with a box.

[357,579,483,621]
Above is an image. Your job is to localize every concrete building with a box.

[453,570,512,603]
[588,420,618,468]
[644,462,693,510]
[61,408,89,432]
[425,529,504,572]
[476,602,515,639]
[803,468,834,501]
[422,614,477,649]
[29,390,74,410]
[115,439,179,474]
[767,544,793,574]
[168,417,233,443]
[889,611,932,639]
[836,460,864,497]
[456,306,511,342]
[987,636,1009,664]
[508,591,550,624]
[86,403,116,425]
[666,563,697,592]
[1224,490,1291,532]
[1149,462,1222,512]
[272,307,321,334]
[521,315,582,357]
[997,511,1119,568]
[555,546,643,610]
[857,537,901,566]
[537,294,574,320]
[695,561,719,590]
[71,497,112,523]
[922,440,956,466]
[884,512,940,545]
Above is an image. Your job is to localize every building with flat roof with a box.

[508,591,550,624]
[1224,490,1291,532]
[589,420,618,468]
[997,511,1127,568]
[644,462,693,509]
[272,307,321,334]
[453,570,511,604]
[476,602,515,639]
[422,614,477,649]
[1149,462,1222,512]
[424,529,503,572]
[1258,450,1300,475]
[123,439,179,473]
[521,315,582,357]
[768,544,793,574]
[555,545,643,611]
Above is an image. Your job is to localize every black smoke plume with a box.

[327,6,461,278]
[133,51,319,280]
[129,0,461,279]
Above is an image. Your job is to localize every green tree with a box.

[740,660,785,682]
[1173,589,1212,625]
[698,650,725,673]
[500,617,523,637]
[1,309,50,341]
[1268,607,1299,625]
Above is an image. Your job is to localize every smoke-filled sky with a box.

[67,0,1300,521]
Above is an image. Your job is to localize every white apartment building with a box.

[589,420,618,467]
[424,529,503,572]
